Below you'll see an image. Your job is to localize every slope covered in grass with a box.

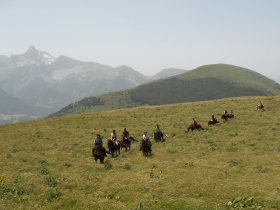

[175,64,280,95]
[1,96,280,209]
[49,64,280,117]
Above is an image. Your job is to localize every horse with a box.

[221,114,229,121]
[208,118,219,126]
[141,140,150,156]
[92,144,105,164]
[107,139,120,157]
[153,131,164,142]
[120,135,130,151]
[186,124,204,132]
[227,114,235,119]
[256,105,264,110]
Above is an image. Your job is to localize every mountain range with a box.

[0,46,187,124]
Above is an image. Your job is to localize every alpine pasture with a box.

[1,96,280,209]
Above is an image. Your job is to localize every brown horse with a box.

[256,105,264,110]
[120,134,130,151]
[92,144,104,164]
[107,139,120,157]
[141,140,150,156]
[186,124,204,132]
[228,114,235,119]
[153,131,165,142]
[221,114,229,121]
[208,118,219,126]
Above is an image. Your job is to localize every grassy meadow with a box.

[1,96,280,209]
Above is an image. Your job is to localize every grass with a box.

[0,95,280,209]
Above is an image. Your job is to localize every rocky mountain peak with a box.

[9,46,56,66]
[23,45,40,59]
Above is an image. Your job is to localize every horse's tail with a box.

[130,137,138,142]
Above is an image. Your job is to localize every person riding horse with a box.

[260,101,263,109]
[110,130,118,145]
[92,134,107,157]
[193,118,200,128]
[210,114,215,122]
[139,131,152,152]
[155,124,164,139]
[224,110,228,116]
[122,128,130,141]
[208,114,219,126]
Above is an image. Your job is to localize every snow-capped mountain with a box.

[8,46,56,67]
[0,46,187,124]
[0,47,149,124]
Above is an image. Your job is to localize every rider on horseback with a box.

[155,124,163,137]
[110,130,117,144]
[210,114,215,122]
[224,110,228,116]
[230,110,233,116]
[155,124,160,132]
[92,134,107,157]
[123,128,130,140]
[193,118,199,128]
[260,101,263,109]
[139,131,152,152]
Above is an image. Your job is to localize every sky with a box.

[0,0,280,76]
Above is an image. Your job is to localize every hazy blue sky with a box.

[1,0,279,75]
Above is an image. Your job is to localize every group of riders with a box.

[92,128,130,157]
[92,101,264,158]
[92,124,164,157]
[191,109,234,128]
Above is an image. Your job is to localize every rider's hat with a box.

[144,131,147,133]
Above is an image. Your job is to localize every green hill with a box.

[48,64,280,117]
[1,96,280,209]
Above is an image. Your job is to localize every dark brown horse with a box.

[221,114,229,121]
[107,140,120,157]
[228,114,235,119]
[141,140,150,156]
[92,144,104,164]
[208,118,219,126]
[153,131,164,142]
[186,124,204,132]
[256,105,264,110]
[120,134,130,151]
